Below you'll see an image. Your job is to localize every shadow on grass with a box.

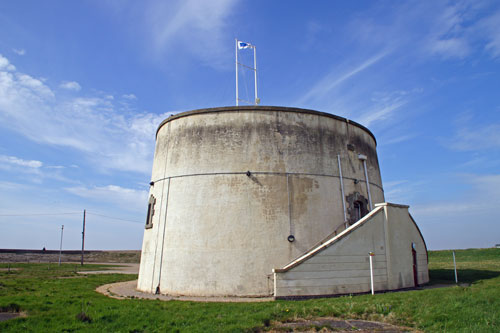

[429,268,500,284]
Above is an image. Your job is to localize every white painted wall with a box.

[274,203,429,298]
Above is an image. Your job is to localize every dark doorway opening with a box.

[353,201,362,221]
[346,192,369,225]
[412,243,418,286]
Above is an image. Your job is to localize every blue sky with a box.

[1,0,499,250]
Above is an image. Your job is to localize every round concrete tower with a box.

[138,106,384,297]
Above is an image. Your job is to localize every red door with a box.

[412,247,418,287]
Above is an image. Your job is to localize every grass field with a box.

[0,248,498,332]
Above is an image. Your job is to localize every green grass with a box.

[1,249,499,332]
[428,248,500,285]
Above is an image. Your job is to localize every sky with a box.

[0,0,499,250]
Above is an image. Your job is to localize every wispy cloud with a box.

[346,1,500,62]
[12,48,26,56]
[478,10,500,58]
[447,123,500,151]
[356,88,420,128]
[300,21,331,51]
[295,51,389,106]
[412,173,500,217]
[424,2,472,59]
[0,154,42,168]
[423,1,500,60]
[408,173,500,249]
[122,93,137,100]
[380,133,417,145]
[428,38,470,59]
[144,0,239,68]
[383,180,409,202]
[358,99,406,128]
[455,154,500,171]
[0,154,78,184]
[59,81,81,91]
[0,54,174,174]
[382,179,428,204]
[412,201,484,217]
[65,184,148,212]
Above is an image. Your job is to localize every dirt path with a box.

[96,277,464,304]
[268,317,417,332]
[96,280,273,302]
[0,313,26,322]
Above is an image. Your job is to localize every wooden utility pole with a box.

[81,209,86,266]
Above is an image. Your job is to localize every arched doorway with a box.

[346,192,369,225]
[353,201,362,221]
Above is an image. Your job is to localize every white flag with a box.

[238,41,252,49]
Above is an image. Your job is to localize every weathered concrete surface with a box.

[139,106,385,297]
[274,203,429,297]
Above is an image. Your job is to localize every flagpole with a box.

[235,38,239,106]
[253,45,258,105]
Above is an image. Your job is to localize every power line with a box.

[0,212,81,217]
[85,212,142,224]
[0,211,142,224]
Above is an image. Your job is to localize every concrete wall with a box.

[381,203,429,289]
[274,207,388,297]
[138,106,385,297]
[274,203,428,298]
